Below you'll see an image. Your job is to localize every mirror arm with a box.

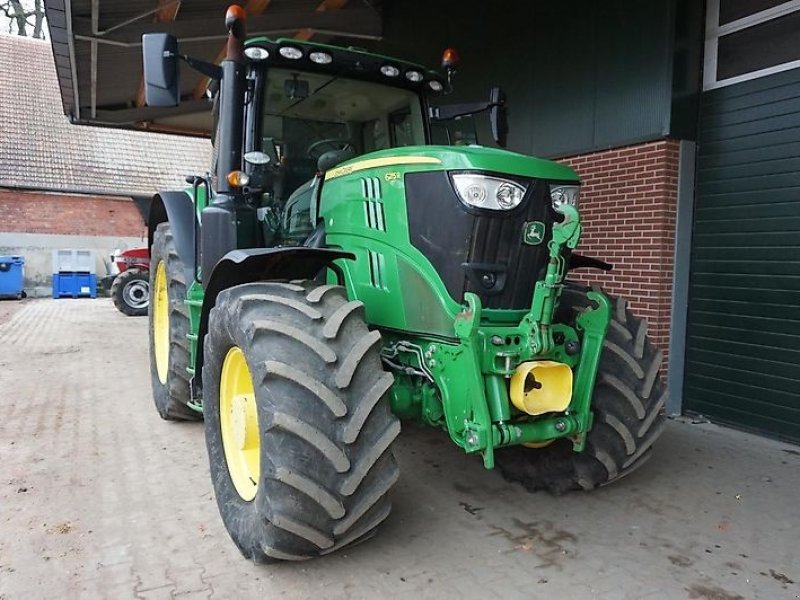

[430,101,503,121]
[431,102,489,121]
[165,51,223,82]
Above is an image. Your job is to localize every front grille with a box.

[405,171,558,309]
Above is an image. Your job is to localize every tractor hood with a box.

[323,145,580,183]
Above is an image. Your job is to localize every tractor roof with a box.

[245,37,446,96]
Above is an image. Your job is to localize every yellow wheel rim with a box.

[153,260,170,384]
[220,346,260,501]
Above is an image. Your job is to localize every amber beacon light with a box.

[441,47,460,70]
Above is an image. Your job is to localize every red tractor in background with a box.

[103,247,150,316]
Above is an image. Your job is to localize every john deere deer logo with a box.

[523,221,545,245]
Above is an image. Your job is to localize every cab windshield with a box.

[258,68,426,183]
[253,67,427,244]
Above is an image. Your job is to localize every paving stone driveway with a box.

[0,299,798,599]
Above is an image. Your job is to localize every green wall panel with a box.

[685,67,800,442]
[375,0,677,158]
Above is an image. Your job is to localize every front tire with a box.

[203,281,400,562]
[495,287,667,494]
[148,223,199,421]
[111,268,149,316]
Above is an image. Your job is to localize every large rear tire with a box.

[495,286,667,494]
[111,268,149,316]
[203,281,400,562]
[148,223,200,421]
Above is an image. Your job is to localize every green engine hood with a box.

[325,145,579,182]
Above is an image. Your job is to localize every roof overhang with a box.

[45,0,383,136]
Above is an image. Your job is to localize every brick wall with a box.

[0,188,145,237]
[560,139,679,369]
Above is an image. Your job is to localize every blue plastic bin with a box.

[0,256,24,299]
[52,272,97,299]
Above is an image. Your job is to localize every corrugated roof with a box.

[0,35,211,197]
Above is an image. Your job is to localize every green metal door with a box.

[685,68,800,442]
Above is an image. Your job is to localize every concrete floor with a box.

[0,299,798,600]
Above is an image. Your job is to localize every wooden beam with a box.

[294,0,349,41]
[73,9,381,42]
[155,0,181,21]
[191,0,272,99]
[135,0,182,107]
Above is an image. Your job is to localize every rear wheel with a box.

[203,281,400,561]
[148,223,200,421]
[111,268,149,316]
[495,286,667,494]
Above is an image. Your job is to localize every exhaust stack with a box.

[215,5,247,195]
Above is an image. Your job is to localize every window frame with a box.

[704,0,800,90]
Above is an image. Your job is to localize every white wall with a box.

[0,232,146,297]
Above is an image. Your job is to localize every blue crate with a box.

[52,272,97,299]
[0,256,24,299]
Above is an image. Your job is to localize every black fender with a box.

[567,253,613,272]
[195,247,354,382]
[148,191,197,282]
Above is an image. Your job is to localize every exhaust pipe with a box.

[214,5,247,197]
[202,5,258,284]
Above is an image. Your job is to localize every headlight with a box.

[452,174,527,211]
[279,46,303,60]
[549,185,580,210]
[309,51,332,64]
[380,64,400,77]
[244,46,269,61]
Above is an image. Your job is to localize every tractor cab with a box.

[235,39,507,248]
[240,52,432,245]
[142,23,507,250]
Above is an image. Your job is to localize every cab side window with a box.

[363,118,389,152]
[389,108,415,146]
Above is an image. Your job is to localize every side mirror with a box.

[489,87,508,148]
[142,33,179,107]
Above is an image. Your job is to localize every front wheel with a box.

[203,281,400,562]
[111,268,149,316]
[495,287,667,494]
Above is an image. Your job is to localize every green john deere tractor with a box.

[141,6,665,562]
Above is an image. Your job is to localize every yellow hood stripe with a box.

[324,156,442,181]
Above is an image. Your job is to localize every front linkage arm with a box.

[524,203,582,355]
[441,203,610,467]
